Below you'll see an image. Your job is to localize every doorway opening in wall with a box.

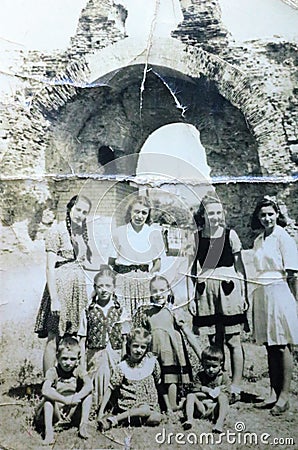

[136,122,211,181]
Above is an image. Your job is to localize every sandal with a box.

[183,420,194,430]
[97,416,118,432]
[270,401,289,416]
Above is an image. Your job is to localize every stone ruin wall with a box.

[0,0,297,249]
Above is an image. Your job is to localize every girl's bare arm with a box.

[46,251,60,311]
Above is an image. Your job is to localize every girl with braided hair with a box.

[35,195,93,375]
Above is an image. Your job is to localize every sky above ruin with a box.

[0,0,297,52]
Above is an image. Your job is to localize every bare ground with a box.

[0,243,297,450]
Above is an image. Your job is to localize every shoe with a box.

[183,420,194,430]
[254,400,276,410]
[270,401,289,416]
[97,416,118,432]
[229,392,241,405]
[146,411,162,426]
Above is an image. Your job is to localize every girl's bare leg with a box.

[274,345,292,407]
[43,332,58,375]
[111,405,159,425]
[168,383,179,411]
[225,333,244,388]
[265,345,279,403]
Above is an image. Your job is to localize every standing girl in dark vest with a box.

[78,266,123,417]
[189,195,248,402]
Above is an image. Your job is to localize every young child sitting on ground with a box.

[35,336,92,445]
[182,345,229,433]
[97,327,162,431]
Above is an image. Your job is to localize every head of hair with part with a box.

[194,195,225,229]
[124,195,152,225]
[92,265,120,308]
[251,197,287,230]
[149,274,174,306]
[56,335,80,358]
[65,194,93,263]
[93,265,116,287]
[126,327,152,359]
[66,195,92,216]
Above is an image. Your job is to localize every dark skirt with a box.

[34,285,59,338]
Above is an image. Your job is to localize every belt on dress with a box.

[114,264,149,274]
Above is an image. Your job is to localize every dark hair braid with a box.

[82,218,92,263]
[65,195,92,263]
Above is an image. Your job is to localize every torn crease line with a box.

[0,174,297,184]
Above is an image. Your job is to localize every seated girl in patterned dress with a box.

[78,266,123,416]
[133,275,192,413]
[97,327,162,431]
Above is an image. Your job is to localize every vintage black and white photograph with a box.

[1,1,298,449]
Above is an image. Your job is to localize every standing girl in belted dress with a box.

[108,195,165,318]
[251,197,298,415]
[189,195,248,402]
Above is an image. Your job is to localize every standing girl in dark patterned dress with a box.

[34,195,92,374]
[78,266,123,415]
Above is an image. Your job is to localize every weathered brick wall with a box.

[0,0,297,247]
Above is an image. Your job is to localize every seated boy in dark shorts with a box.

[183,345,229,433]
[35,336,92,445]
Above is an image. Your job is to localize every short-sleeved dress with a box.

[109,353,161,412]
[252,225,298,346]
[78,300,123,404]
[34,222,89,338]
[133,305,192,385]
[192,228,246,335]
[111,223,165,318]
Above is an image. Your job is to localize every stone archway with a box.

[45,64,260,179]
[19,37,290,179]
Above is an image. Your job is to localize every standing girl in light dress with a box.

[108,195,165,318]
[34,195,93,374]
[189,195,248,402]
[251,197,298,415]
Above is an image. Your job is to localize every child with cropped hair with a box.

[182,345,229,433]
[35,336,92,445]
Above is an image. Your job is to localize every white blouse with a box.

[253,225,298,275]
[110,223,165,266]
